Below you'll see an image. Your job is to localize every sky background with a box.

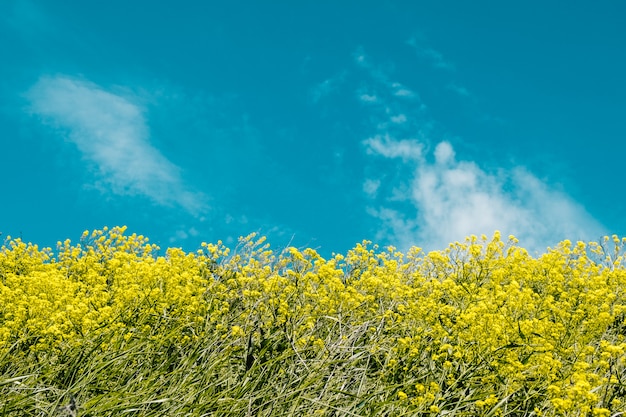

[1,0,624,257]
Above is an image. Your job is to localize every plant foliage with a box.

[1,226,626,416]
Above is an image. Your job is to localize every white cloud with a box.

[363,179,381,198]
[394,88,415,98]
[390,114,407,124]
[364,134,423,162]
[353,47,604,252]
[368,137,605,252]
[359,93,378,103]
[434,141,455,165]
[391,82,416,98]
[26,75,207,215]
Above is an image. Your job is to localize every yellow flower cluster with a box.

[1,227,626,415]
[0,227,209,353]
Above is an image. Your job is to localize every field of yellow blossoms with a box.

[1,226,626,416]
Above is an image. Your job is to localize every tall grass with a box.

[1,227,626,416]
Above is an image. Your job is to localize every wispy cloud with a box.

[390,114,407,124]
[356,52,605,252]
[358,92,378,103]
[446,83,471,97]
[407,37,455,71]
[310,71,346,103]
[169,226,200,243]
[367,137,605,252]
[353,48,419,101]
[392,83,416,98]
[363,179,381,198]
[25,75,207,215]
[364,134,422,162]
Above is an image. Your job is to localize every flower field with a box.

[1,226,626,416]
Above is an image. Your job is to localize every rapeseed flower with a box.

[1,227,626,415]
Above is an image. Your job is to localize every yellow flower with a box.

[592,408,611,417]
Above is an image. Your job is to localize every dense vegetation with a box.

[1,226,626,416]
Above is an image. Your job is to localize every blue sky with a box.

[1,0,624,257]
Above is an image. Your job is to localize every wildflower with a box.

[231,326,245,338]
